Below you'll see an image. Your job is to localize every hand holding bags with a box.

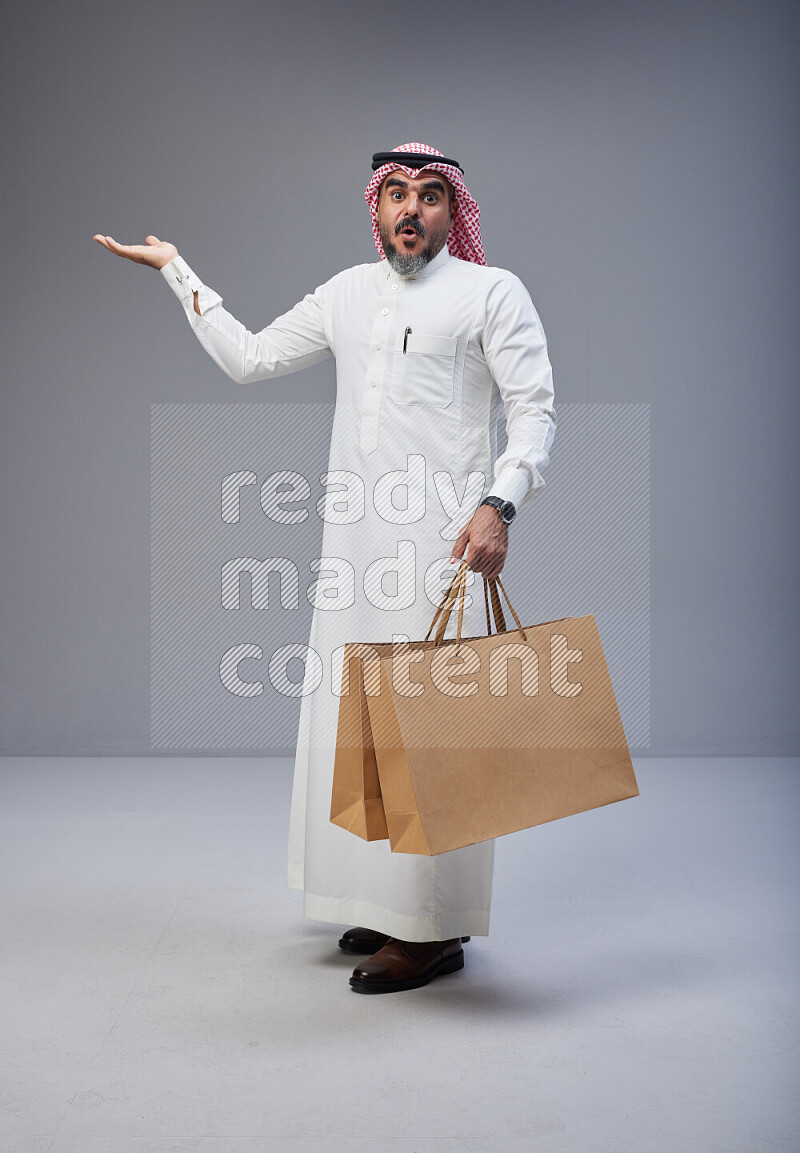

[331,560,638,854]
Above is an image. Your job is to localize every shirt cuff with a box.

[486,465,531,510]
[160,254,204,302]
[160,254,223,316]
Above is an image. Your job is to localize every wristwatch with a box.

[479,496,516,525]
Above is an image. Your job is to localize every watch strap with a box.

[479,495,515,524]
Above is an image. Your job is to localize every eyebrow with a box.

[385,176,447,195]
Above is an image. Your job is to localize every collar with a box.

[383,243,452,284]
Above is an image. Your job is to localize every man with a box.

[94,141,557,994]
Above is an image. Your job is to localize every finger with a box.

[146,235,161,245]
[105,236,149,262]
[101,235,127,254]
[464,553,481,576]
[483,550,503,577]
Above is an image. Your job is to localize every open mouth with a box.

[397,220,423,241]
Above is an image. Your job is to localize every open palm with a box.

[93,233,177,269]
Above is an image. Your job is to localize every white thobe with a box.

[161,243,557,940]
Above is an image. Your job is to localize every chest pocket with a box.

[389,331,457,408]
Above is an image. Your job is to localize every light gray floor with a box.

[0,756,797,1152]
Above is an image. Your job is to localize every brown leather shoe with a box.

[339,927,392,954]
[349,938,465,993]
[338,926,470,955]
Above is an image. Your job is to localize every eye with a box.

[391,190,403,200]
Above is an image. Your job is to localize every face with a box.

[376,169,456,275]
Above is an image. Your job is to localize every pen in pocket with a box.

[403,327,412,354]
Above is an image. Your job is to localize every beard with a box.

[384,246,431,278]
[378,215,450,277]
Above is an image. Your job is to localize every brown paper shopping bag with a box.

[329,571,479,842]
[329,641,390,841]
[364,560,639,855]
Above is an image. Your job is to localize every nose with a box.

[405,193,420,216]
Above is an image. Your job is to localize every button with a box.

[382,308,389,316]
[375,344,382,351]
[391,284,399,291]
[370,381,377,388]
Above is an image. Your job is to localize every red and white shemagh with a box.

[364,141,487,266]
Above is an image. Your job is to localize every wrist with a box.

[479,495,516,525]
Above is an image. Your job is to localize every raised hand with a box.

[92,233,178,270]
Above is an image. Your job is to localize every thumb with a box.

[145,235,161,245]
[449,523,469,563]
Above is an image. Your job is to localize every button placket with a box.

[361,277,410,453]
[361,284,401,454]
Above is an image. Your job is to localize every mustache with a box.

[395,218,426,238]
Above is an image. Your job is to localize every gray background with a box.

[1,0,796,756]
